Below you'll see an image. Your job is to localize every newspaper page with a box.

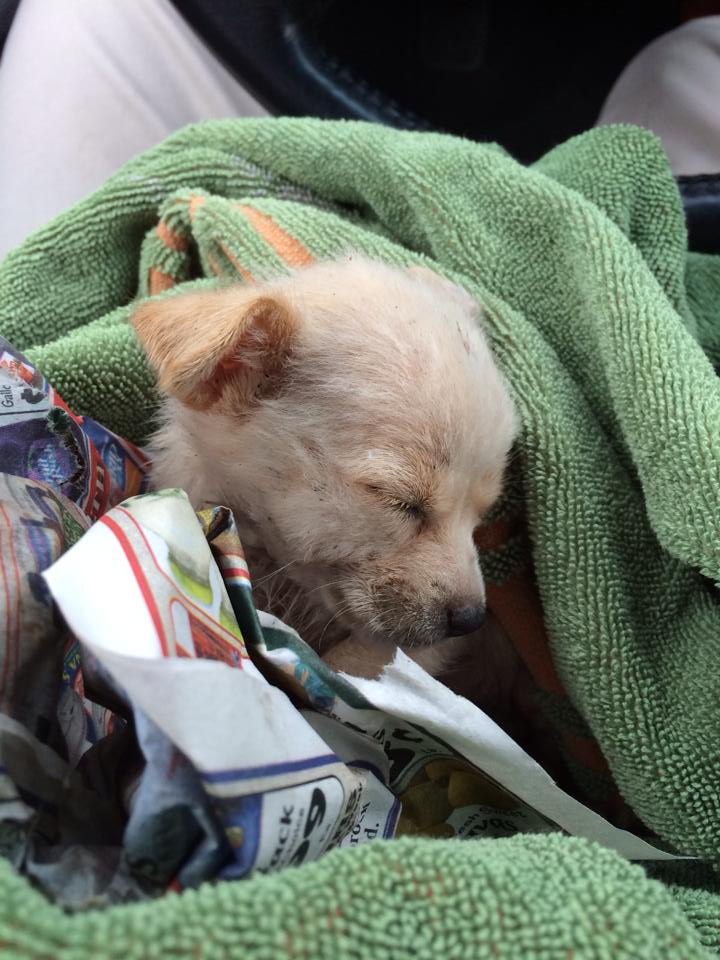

[45,490,686,903]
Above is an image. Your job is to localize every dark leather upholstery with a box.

[0,0,20,60]
[678,176,720,254]
[169,0,430,131]
[170,0,677,160]
[170,1,720,253]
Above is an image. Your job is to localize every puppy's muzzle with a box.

[446,604,486,637]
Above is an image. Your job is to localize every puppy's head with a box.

[133,257,517,649]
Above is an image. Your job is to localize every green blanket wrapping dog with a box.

[1,118,720,957]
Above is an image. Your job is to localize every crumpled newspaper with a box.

[0,338,686,910]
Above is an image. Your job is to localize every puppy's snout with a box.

[446,604,486,637]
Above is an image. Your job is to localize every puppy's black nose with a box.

[446,605,486,637]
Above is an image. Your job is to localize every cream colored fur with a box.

[132,256,518,682]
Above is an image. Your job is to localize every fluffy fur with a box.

[133,256,518,680]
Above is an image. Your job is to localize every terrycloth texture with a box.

[1,836,718,959]
[1,118,720,954]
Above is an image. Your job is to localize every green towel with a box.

[1,118,720,956]
[1,836,718,959]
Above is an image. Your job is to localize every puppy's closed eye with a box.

[362,483,429,523]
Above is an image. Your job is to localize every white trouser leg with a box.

[0,0,268,258]
[597,16,720,176]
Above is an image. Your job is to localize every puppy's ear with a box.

[132,287,297,410]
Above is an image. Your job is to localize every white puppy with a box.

[132,257,518,680]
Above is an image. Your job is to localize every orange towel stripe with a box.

[218,242,255,283]
[474,514,522,552]
[488,570,617,781]
[486,573,566,697]
[156,220,188,252]
[563,732,613,775]
[148,268,176,295]
[239,205,315,268]
[206,253,223,277]
[189,194,206,221]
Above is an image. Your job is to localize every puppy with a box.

[132,257,518,682]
